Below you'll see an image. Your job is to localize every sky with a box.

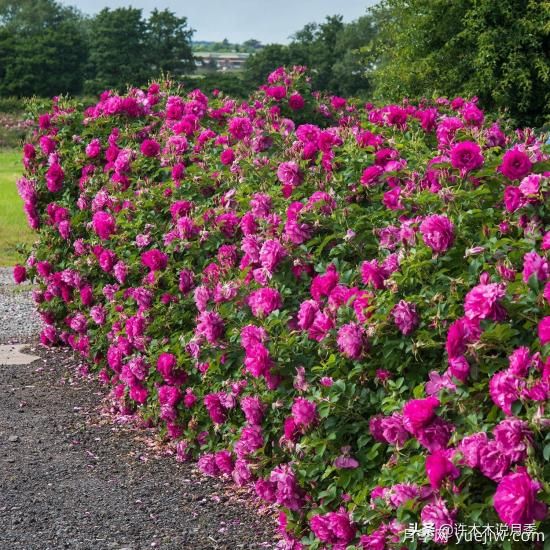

[59,0,378,44]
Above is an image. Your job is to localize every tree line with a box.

[0,0,548,127]
[0,0,194,97]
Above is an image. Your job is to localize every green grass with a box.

[0,149,34,266]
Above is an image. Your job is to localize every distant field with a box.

[0,149,34,266]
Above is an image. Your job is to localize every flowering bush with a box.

[15,68,550,548]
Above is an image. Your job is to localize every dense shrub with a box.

[15,68,550,548]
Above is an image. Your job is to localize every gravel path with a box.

[0,267,43,343]
[0,269,277,549]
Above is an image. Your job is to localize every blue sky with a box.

[59,0,377,43]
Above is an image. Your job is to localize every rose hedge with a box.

[15,68,550,548]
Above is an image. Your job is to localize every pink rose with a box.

[402,397,440,434]
[291,397,317,428]
[500,148,532,180]
[425,450,460,489]
[392,300,419,335]
[247,287,282,317]
[92,211,116,240]
[140,138,160,157]
[277,161,302,186]
[538,316,550,345]
[494,469,547,525]
[337,322,368,359]
[141,249,168,271]
[450,141,484,172]
[464,283,506,321]
[419,215,455,254]
[420,498,457,544]
[13,265,27,284]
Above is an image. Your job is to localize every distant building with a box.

[194,52,250,72]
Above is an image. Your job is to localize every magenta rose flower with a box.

[519,174,542,196]
[46,162,64,192]
[157,352,176,380]
[310,267,339,300]
[92,211,116,240]
[232,458,253,486]
[425,450,460,489]
[522,251,549,283]
[489,370,524,415]
[291,397,317,428]
[269,464,305,510]
[493,418,534,463]
[244,343,272,377]
[402,397,440,434]
[204,393,227,424]
[247,287,282,317]
[198,453,219,476]
[538,316,550,345]
[457,432,488,468]
[416,417,454,452]
[196,310,225,344]
[310,509,356,545]
[13,264,27,284]
[507,347,532,376]
[499,148,532,180]
[420,498,457,544]
[380,413,409,447]
[450,140,484,172]
[503,186,523,212]
[392,300,419,335]
[448,355,470,382]
[259,239,286,273]
[337,322,368,359]
[297,299,319,330]
[277,161,302,186]
[240,396,265,425]
[228,116,253,140]
[141,249,168,272]
[464,282,506,321]
[419,215,455,254]
[255,478,277,503]
[478,440,510,481]
[220,148,235,165]
[361,259,385,289]
[494,469,547,525]
[140,138,160,157]
[214,449,234,474]
[289,92,305,110]
[360,165,384,186]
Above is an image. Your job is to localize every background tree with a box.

[364,0,471,102]
[242,39,263,51]
[0,0,87,97]
[146,9,195,78]
[244,15,377,97]
[331,15,378,96]
[366,0,550,127]
[464,0,550,127]
[85,7,149,94]
[292,16,346,91]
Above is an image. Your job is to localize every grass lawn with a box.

[0,149,34,266]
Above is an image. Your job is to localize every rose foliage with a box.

[15,68,550,548]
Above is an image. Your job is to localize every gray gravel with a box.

[0,266,43,343]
